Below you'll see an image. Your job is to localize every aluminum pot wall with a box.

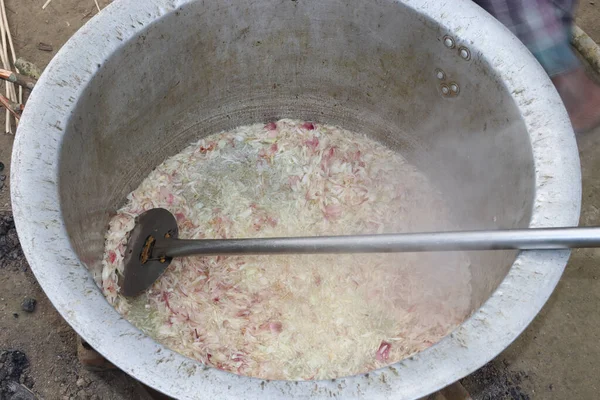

[11,0,581,399]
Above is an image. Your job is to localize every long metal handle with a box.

[152,227,600,258]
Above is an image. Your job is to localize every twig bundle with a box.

[0,0,19,133]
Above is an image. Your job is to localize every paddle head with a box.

[121,208,178,297]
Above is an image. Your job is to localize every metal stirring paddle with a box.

[121,208,600,296]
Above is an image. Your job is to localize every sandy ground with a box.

[0,1,599,399]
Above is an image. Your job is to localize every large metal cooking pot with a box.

[11,0,581,398]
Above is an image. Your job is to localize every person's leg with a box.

[551,0,577,28]
[474,0,600,132]
[552,67,600,133]
[474,0,578,75]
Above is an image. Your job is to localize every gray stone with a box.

[20,298,36,313]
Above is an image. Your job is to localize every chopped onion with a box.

[100,119,472,380]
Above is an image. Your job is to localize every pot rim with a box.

[11,0,581,398]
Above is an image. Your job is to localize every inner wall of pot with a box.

[59,0,533,318]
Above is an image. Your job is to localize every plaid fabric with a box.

[474,0,579,76]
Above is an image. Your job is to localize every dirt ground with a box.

[0,1,599,399]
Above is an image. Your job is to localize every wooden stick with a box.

[3,94,8,133]
[1,0,22,103]
[572,25,600,76]
[0,3,14,96]
[0,0,13,133]
[0,68,35,89]
[37,42,53,52]
[0,58,10,133]
[42,0,52,10]
[0,93,22,119]
[94,0,101,12]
